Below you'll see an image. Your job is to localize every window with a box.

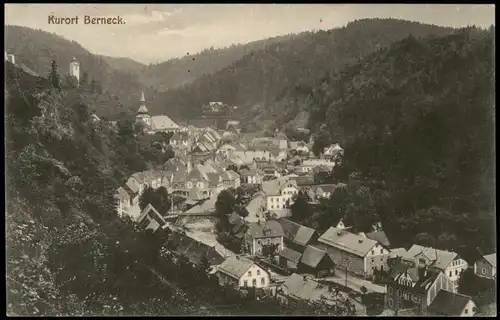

[248,271,252,277]
[257,270,261,276]
[243,280,248,287]
[464,309,468,314]
[388,287,392,294]
[271,205,274,209]
[371,250,374,255]
[388,298,393,307]
[455,270,458,276]
[252,279,257,286]
[261,277,265,285]
[482,268,487,275]
[449,271,452,277]
[187,182,193,188]
[397,289,401,296]
[380,249,383,254]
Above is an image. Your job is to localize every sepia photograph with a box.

[4,3,496,316]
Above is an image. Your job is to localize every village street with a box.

[315,269,386,294]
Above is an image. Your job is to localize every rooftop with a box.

[406,245,458,270]
[279,247,303,264]
[281,273,323,301]
[301,245,329,269]
[428,290,474,316]
[217,256,257,279]
[246,220,284,239]
[318,227,378,257]
[278,218,317,246]
[365,231,391,248]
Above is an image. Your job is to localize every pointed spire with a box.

[140,90,146,102]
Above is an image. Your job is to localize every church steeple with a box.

[137,90,149,114]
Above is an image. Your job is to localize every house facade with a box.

[239,168,264,185]
[427,290,477,316]
[244,221,284,257]
[316,227,391,278]
[216,256,271,289]
[384,266,455,315]
[474,253,496,280]
[262,178,299,213]
[403,245,468,290]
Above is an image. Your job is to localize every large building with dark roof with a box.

[384,261,457,315]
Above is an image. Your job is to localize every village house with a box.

[239,168,264,185]
[243,195,267,223]
[276,273,346,306]
[261,178,299,217]
[322,143,344,160]
[315,227,391,279]
[314,184,338,199]
[400,245,469,290]
[166,231,225,267]
[136,204,167,233]
[232,145,286,163]
[216,256,271,289]
[298,245,336,278]
[169,157,240,199]
[289,141,309,154]
[169,131,192,148]
[216,142,242,157]
[244,220,284,257]
[279,247,303,271]
[384,263,454,315]
[298,159,336,173]
[290,174,316,187]
[278,218,319,253]
[427,290,477,316]
[474,253,496,280]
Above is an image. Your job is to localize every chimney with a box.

[303,275,307,283]
[236,255,240,260]
[358,239,363,243]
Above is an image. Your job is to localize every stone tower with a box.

[69,57,80,86]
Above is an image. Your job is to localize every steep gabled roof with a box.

[428,290,474,316]
[281,273,323,301]
[151,115,179,130]
[246,220,284,239]
[301,245,329,269]
[366,231,391,248]
[406,245,458,270]
[484,253,496,268]
[138,203,165,221]
[279,247,303,264]
[318,227,378,258]
[217,256,256,279]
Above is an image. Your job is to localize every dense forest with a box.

[292,26,495,261]
[155,19,456,128]
[138,33,298,91]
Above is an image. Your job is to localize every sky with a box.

[4,4,495,64]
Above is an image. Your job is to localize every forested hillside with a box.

[300,26,495,259]
[4,61,209,315]
[154,19,456,127]
[4,25,153,119]
[139,33,297,91]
